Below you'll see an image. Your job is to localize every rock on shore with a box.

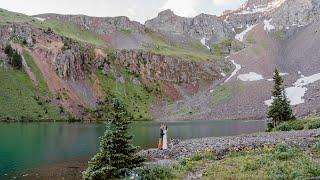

[141,129,320,160]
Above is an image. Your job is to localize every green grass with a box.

[273,116,320,132]
[0,69,64,121]
[22,50,50,95]
[146,32,219,62]
[0,8,34,25]
[120,29,132,35]
[0,8,106,47]
[96,67,156,121]
[203,144,320,179]
[211,82,245,105]
[247,33,256,44]
[211,39,232,57]
[271,30,285,40]
[139,144,320,179]
[137,152,215,179]
[44,20,106,47]
[211,39,244,57]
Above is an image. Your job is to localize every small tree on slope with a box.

[83,98,144,180]
[267,69,293,127]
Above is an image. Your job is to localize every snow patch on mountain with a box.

[238,72,264,81]
[294,73,320,86]
[34,17,46,22]
[200,37,210,49]
[264,19,275,31]
[224,60,241,83]
[265,72,320,106]
[279,72,289,76]
[235,24,257,42]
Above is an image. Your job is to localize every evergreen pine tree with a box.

[11,51,22,69]
[4,44,14,57]
[267,69,293,127]
[4,44,22,69]
[272,69,283,98]
[83,98,144,180]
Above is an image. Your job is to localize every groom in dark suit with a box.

[158,124,164,150]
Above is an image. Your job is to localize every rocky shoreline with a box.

[142,129,320,160]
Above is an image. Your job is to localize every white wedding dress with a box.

[162,129,168,150]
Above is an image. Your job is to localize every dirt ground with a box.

[13,160,88,180]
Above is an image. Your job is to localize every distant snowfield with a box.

[224,60,241,83]
[200,37,210,49]
[34,17,46,22]
[235,24,257,42]
[264,19,275,31]
[265,72,320,106]
[238,72,264,82]
[279,72,289,76]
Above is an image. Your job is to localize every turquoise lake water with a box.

[0,120,265,177]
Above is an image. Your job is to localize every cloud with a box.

[212,0,243,6]
[160,0,198,17]
[128,5,137,16]
[212,0,245,15]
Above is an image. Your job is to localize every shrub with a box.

[312,140,320,151]
[241,158,260,171]
[304,117,320,130]
[136,166,174,180]
[4,44,13,57]
[266,122,274,132]
[4,44,22,69]
[273,122,291,131]
[273,120,304,131]
[271,144,299,161]
[11,51,23,69]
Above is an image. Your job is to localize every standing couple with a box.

[158,124,168,150]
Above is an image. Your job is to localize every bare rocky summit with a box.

[145,9,235,44]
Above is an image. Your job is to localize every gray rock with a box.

[145,9,235,44]
[141,129,320,160]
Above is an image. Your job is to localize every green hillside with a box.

[0,67,65,121]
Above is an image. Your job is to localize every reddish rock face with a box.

[113,49,229,100]
[114,49,226,84]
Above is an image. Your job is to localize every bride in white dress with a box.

[162,126,168,150]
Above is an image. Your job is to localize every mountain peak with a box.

[158,9,176,17]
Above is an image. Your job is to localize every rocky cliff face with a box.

[222,0,320,32]
[145,9,235,44]
[0,24,36,48]
[270,0,320,30]
[55,42,96,81]
[113,50,229,84]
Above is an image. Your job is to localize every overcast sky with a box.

[0,0,245,23]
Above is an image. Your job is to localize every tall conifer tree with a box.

[267,69,293,127]
[83,98,144,179]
